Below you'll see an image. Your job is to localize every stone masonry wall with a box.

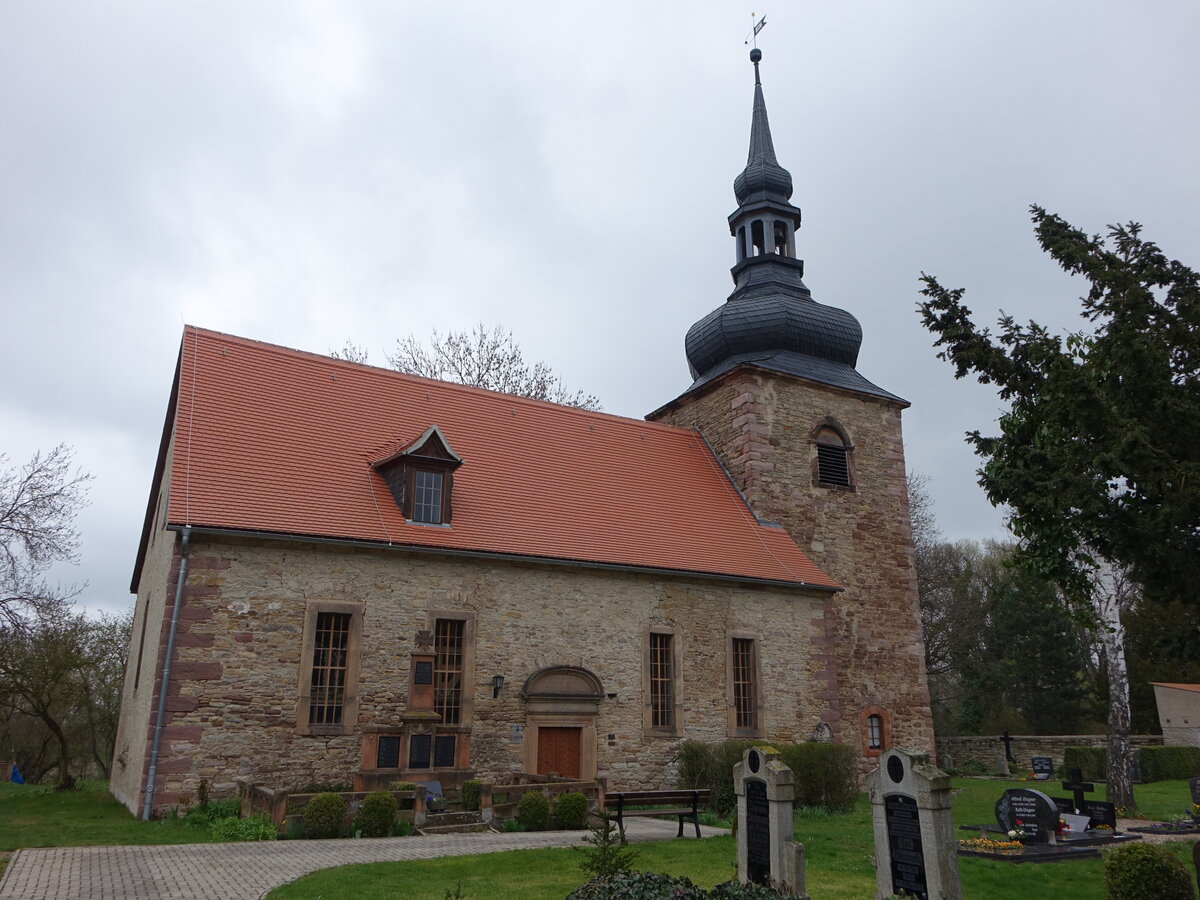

[126,534,824,814]
[654,369,935,765]
[110,469,177,814]
[936,734,1165,774]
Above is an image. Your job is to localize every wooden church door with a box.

[536,727,581,778]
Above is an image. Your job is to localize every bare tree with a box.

[383,324,602,410]
[0,610,118,790]
[328,340,371,366]
[0,446,91,628]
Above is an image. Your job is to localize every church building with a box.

[111,49,933,818]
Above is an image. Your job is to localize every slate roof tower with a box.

[650,49,935,767]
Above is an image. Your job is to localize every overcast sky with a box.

[3,2,1197,618]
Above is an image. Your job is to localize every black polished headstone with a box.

[995,788,1059,843]
[1032,757,1054,780]
[885,794,927,900]
[1189,777,1200,806]
[746,779,770,885]
[1061,768,1095,812]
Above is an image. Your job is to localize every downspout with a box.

[142,526,191,820]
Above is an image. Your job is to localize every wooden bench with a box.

[606,789,710,841]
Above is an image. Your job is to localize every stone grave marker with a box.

[1061,768,1095,813]
[1031,757,1054,780]
[868,748,962,900]
[995,788,1059,843]
[734,747,807,896]
[1188,776,1200,807]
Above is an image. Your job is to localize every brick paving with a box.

[0,819,727,900]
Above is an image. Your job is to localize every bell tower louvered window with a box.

[814,425,853,489]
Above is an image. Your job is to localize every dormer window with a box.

[373,426,464,526]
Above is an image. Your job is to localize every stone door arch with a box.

[522,666,603,780]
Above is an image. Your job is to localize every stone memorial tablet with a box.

[746,779,771,884]
[995,788,1058,843]
[886,793,927,899]
[414,661,434,685]
[434,734,456,768]
[376,735,401,769]
[1032,757,1054,780]
[408,733,431,768]
[1189,777,1200,806]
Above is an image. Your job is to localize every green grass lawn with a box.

[1,778,1197,898]
[267,778,1200,899]
[0,780,217,852]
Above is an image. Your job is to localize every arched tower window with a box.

[813,423,853,489]
[750,220,765,256]
[773,220,790,256]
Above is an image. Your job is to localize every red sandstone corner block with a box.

[153,756,195,775]
[172,661,223,680]
[233,632,253,642]
[164,696,200,712]
[174,632,215,648]
[162,725,204,742]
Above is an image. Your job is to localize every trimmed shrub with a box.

[1103,843,1193,900]
[500,817,526,832]
[567,871,707,899]
[460,779,483,811]
[356,791,397,838]
[776,742,858,812]
[676,740,770,816]
[211,814,277,842]
[1140,746,1200,782]
[555,791,589,829]
[302,792,347,839]
[1063,747,1107,781]
[677,739,857,815]
[516,791,550,831]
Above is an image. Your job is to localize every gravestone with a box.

[868,748,962,900]
[1031,757,1054,780]
[994,788,1059,843]
[1188,776,1200,807]
[734,747,807,897]
[1061,768,1095,813]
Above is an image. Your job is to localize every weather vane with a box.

[744,12,767,47]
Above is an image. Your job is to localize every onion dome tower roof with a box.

[678,49,905,406]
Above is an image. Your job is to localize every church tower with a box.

[649,48,934,765]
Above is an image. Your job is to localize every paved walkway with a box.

[0,819,727,900]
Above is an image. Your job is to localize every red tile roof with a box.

[156,326,837,589]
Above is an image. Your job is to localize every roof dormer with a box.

[373,425,464,525]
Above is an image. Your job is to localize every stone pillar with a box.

[734,747,806,895]
[868,748,961,900]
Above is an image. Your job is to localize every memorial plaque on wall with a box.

[745,780,770,884]
[885,793,928,900]
[376,735,401,769]
[1032,757,1054,780]
[434,735,456,768]
[408,733,432,768]
[414,661,434,685]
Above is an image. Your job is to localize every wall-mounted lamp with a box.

[491,674,505,698]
